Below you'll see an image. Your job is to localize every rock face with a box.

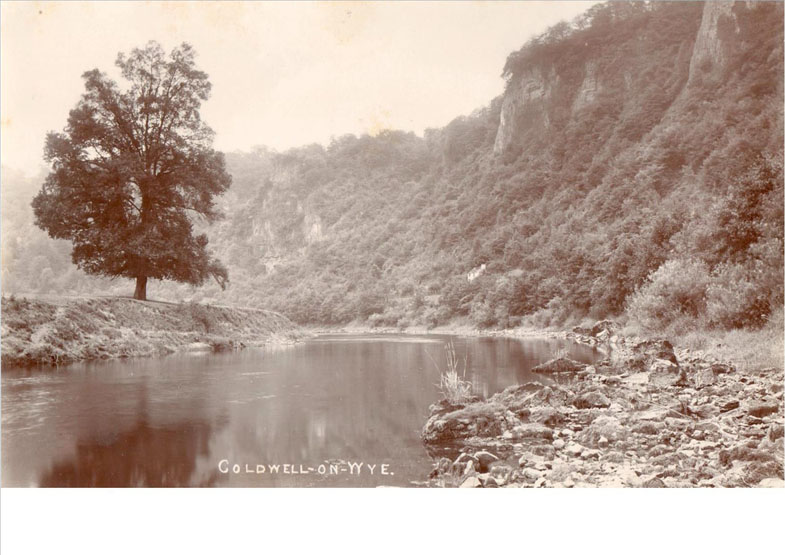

[493,66,556,154]
[687,1,737,85]
[494,2,770,157]
[423,337,784,488]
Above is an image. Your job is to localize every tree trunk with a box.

[134,276,148,301]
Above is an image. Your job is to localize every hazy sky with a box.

[1,1,596,175]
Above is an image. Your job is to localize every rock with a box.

[489,462,513,485]
[650,359,684,387]
[580,449,601,460]
[522,467,543,482]
[622,372,650,386]
[746,400,779,418]
[573,391,611,409]
[590,319,616,337]
[632,421,666,435]
[693,367,717,388]
[529,407,566,426]
[719,446,776,467]
[452,453,479,475]
[720,400,740,412]
[758,478,785,488]
[531,357,587,374]
[598,436,609,448]
[579,415,627,446]
[708,363,733,374]
[563,477,575,488]
[642,477,666,488]
[481,476,499,488]
[475,451,500,473]
[553,438,566,450]
[459,476,482,488]
[632,339,678,364]
[617,468,642,487]
[768,423,784,442]
[534,477,547,488]
[512,423,554,440]
[565,443,584,457]
[596,329,610,341]
[430,457,453,478]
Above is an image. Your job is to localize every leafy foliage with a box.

[31,42,231,300]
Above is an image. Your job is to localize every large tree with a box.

[33,41,231,300]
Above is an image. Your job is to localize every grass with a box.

[430,341,473,404]
[1,296,302,368]
[621,308,784,371]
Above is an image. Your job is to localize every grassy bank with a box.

[1,296,303,368]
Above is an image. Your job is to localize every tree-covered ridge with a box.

[3,1,783,338]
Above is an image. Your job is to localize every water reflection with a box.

[1,334,601,487]
[39,420,221,487]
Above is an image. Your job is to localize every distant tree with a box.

[32,41,231,300]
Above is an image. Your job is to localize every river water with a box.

[1,333,602,487]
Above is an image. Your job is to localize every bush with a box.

[705,263,769,329]
[627,259,711,332]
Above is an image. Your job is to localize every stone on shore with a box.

[532,357,587,374]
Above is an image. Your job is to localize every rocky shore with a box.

[422,324,784,488]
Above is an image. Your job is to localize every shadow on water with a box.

[39,419,222,487]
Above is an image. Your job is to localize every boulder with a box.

[529,407,566,426]
[573,391,611,409]
[746,400,779,418]
[642,477,667,488]
[768,423,784,442]
[489,461,514,485]
[531,357,587,374]
[632,339,678,364]
[758,478,785,488]
[474,451,499,473]
[590,320,616,337]
[459,476,482,488]
[693,367,717,389]
[649,359,685,387]
[512,423,554,440]
[632,421,665,435]
[454,453,480,474]
[719,400,740,412]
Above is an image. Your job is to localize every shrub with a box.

[705,263,770,329]
[627,259,711,332]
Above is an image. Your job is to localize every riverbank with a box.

[421,326,784,488]
[1,296,303,368]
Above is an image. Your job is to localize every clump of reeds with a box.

[431,341,473,403]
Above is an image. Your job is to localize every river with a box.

[1,333,603,487]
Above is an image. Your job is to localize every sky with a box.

[1,1,596,176]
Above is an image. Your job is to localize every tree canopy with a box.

[32,41,231,300]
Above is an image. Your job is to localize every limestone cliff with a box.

[493,1,765,156]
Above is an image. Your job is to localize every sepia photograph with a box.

[1,0,783,502]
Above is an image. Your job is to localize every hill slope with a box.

[3,1,783,337]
